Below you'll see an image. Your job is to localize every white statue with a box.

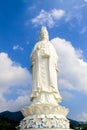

[20,27,70,130]
[30,26,61,105]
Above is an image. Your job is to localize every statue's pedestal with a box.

[20,104,73,130]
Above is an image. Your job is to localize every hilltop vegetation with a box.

[0,115,19,130]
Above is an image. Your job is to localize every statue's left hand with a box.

[40,49,49,58]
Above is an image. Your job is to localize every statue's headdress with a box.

[39,26,49,41]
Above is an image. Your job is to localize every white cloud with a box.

[0,95,30,112]
[60,91,73,101]
[28,5,36,11]
[31,9,65,27]
[84,0,87,2]
[65,11,82,24]
[74,4,86,10]
[13,45,24,51]
[0,53,31,88]
[77,112,87,122]
[64,3,85,25]
[31,10,54,27]
[51,9,65,20]
[80,27,87,34]
[0,52,31,112]
[51,37,87,94]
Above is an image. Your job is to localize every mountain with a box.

[0,111,24,122]
[0,111,87,130]
[69,118,81,129]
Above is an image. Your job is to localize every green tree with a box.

[82,124,87,130]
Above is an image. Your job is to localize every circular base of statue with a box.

[20,104,70,129]
[20,114,70,129]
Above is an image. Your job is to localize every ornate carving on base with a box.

[20,114,70,129]
[20,104,70,129]
[22,104,69,117]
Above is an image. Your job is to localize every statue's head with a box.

[39,26,49,41]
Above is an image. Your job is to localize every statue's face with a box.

[40,32,48,41]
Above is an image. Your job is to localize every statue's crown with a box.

[41,26,47,32]
[39,26,49,41]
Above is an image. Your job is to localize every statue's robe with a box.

[30,40,61,104]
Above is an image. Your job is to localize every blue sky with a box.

[0,0,87,122]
